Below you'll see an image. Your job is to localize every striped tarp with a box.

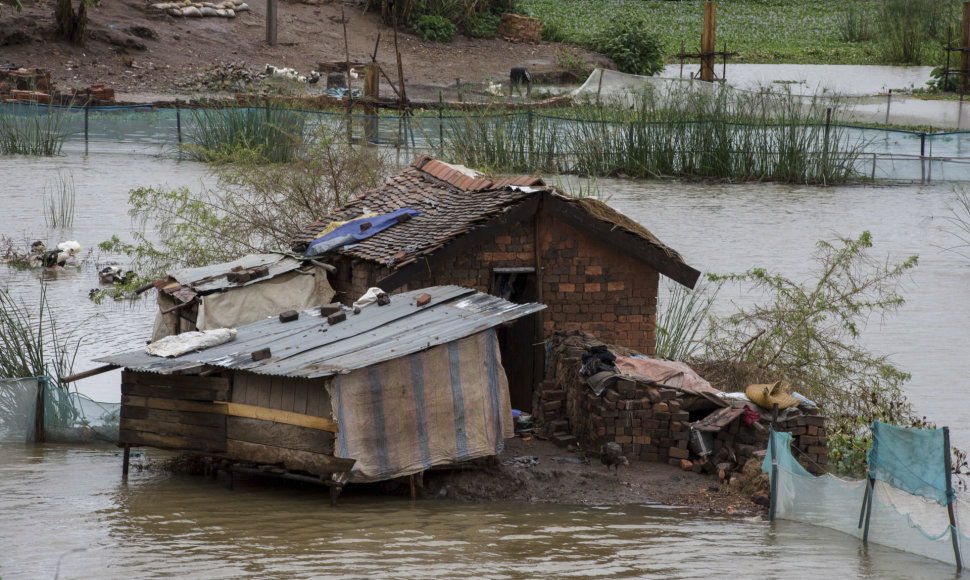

[330,329,512,483]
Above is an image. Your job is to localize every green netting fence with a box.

[0,377,119,444]
[3,100,970,182]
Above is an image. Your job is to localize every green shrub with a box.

[414,13,457,42]
[465,11,500,38]
[590,18,664,76]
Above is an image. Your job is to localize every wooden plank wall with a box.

[231,373,331,418]
[227,372,349,475]
[120,371,229,453]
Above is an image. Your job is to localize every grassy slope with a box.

[519,0,884,64]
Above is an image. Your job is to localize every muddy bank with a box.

[422,436,767,515]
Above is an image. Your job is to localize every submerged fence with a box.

[0,377,119,444]
[766,423,968,567]
[4,101,970,182]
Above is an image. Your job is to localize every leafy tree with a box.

[705,231,931,475]
[98,125,391,295]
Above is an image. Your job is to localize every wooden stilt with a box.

[862,477,875,542]
[122,443,131,478]
[409,474,416,500]
[329,483,339,507]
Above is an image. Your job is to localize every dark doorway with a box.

[490,269,541,413]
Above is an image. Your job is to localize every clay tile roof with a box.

[291,156,538,266]
[290,156,698,288]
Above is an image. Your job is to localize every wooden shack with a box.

[97,286,544,496]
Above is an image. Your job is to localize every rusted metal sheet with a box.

[97,286,545,379]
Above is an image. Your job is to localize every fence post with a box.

[84,106,89,153]
[768,427,778,521]
[885,89,892,124]
[824,107,831,158]
[175,100,182,144]
[921,132,927,183]
[32,377,46,443]
[438,92,444,151]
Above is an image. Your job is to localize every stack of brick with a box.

[0,67,51,98]
[540,330,830,477]
[497,13,543,44]
[85,84,116,104]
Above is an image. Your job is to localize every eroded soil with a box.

[1,0,611,102]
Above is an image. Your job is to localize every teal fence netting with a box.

[764,426,967,567]
[0,377,119,444]
[4,101,970,182]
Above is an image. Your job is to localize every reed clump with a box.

[184,102,310,163]
[0,102,72,156]
[44,172,77,228]
[437,84,867,184]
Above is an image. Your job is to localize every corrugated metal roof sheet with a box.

[96,286,545,379]
[166,254,306,295]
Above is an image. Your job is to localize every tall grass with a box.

[0,284,79,381]
[876,0,957,64]
[655,277,719,361]
[438,84,867,184]
[44,172,77,228]
[835,0,873,42]
[439,111,563,174]
[184,103,310,163]
[0,102,72,156]
[0,284,81,438]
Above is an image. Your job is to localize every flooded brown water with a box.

[2,144,970,576]
[0,443,962,579]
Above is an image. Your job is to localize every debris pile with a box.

[175,61,265,92]
[537,330,829,490]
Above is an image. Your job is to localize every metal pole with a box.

[885,89,892,124]
[84,106,89,153]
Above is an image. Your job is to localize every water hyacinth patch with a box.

[520,0,884,64]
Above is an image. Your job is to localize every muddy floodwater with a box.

[2,143,970,577]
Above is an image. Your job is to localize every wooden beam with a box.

[120,428,226,453]
[122,405,227,428]
[121,417,226,442]
[227,439,355,474]
[377,196,540,291]
[217,401,338,433]
[122,394,229,415]
[227,416,335,454]
[123,370,229,391]
[59,364,119,384]
[544,195,701,288]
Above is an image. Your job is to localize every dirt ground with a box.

[1,0,612,103]
[421,436,768,516]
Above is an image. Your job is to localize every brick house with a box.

[291,155,700,411]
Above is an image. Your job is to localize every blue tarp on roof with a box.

[305,207,422,257]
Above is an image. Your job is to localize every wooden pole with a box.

[122,443,131,478]
[768,427,778,521]
[962,2,970,94]
[393,11,407,110]
[342,5,353,142]
[32,377,46,443]
[862,477,875,542]
[944,427,963,569]
[364,62,380,144]
[700,1,716,82]
[266,0,278,46]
